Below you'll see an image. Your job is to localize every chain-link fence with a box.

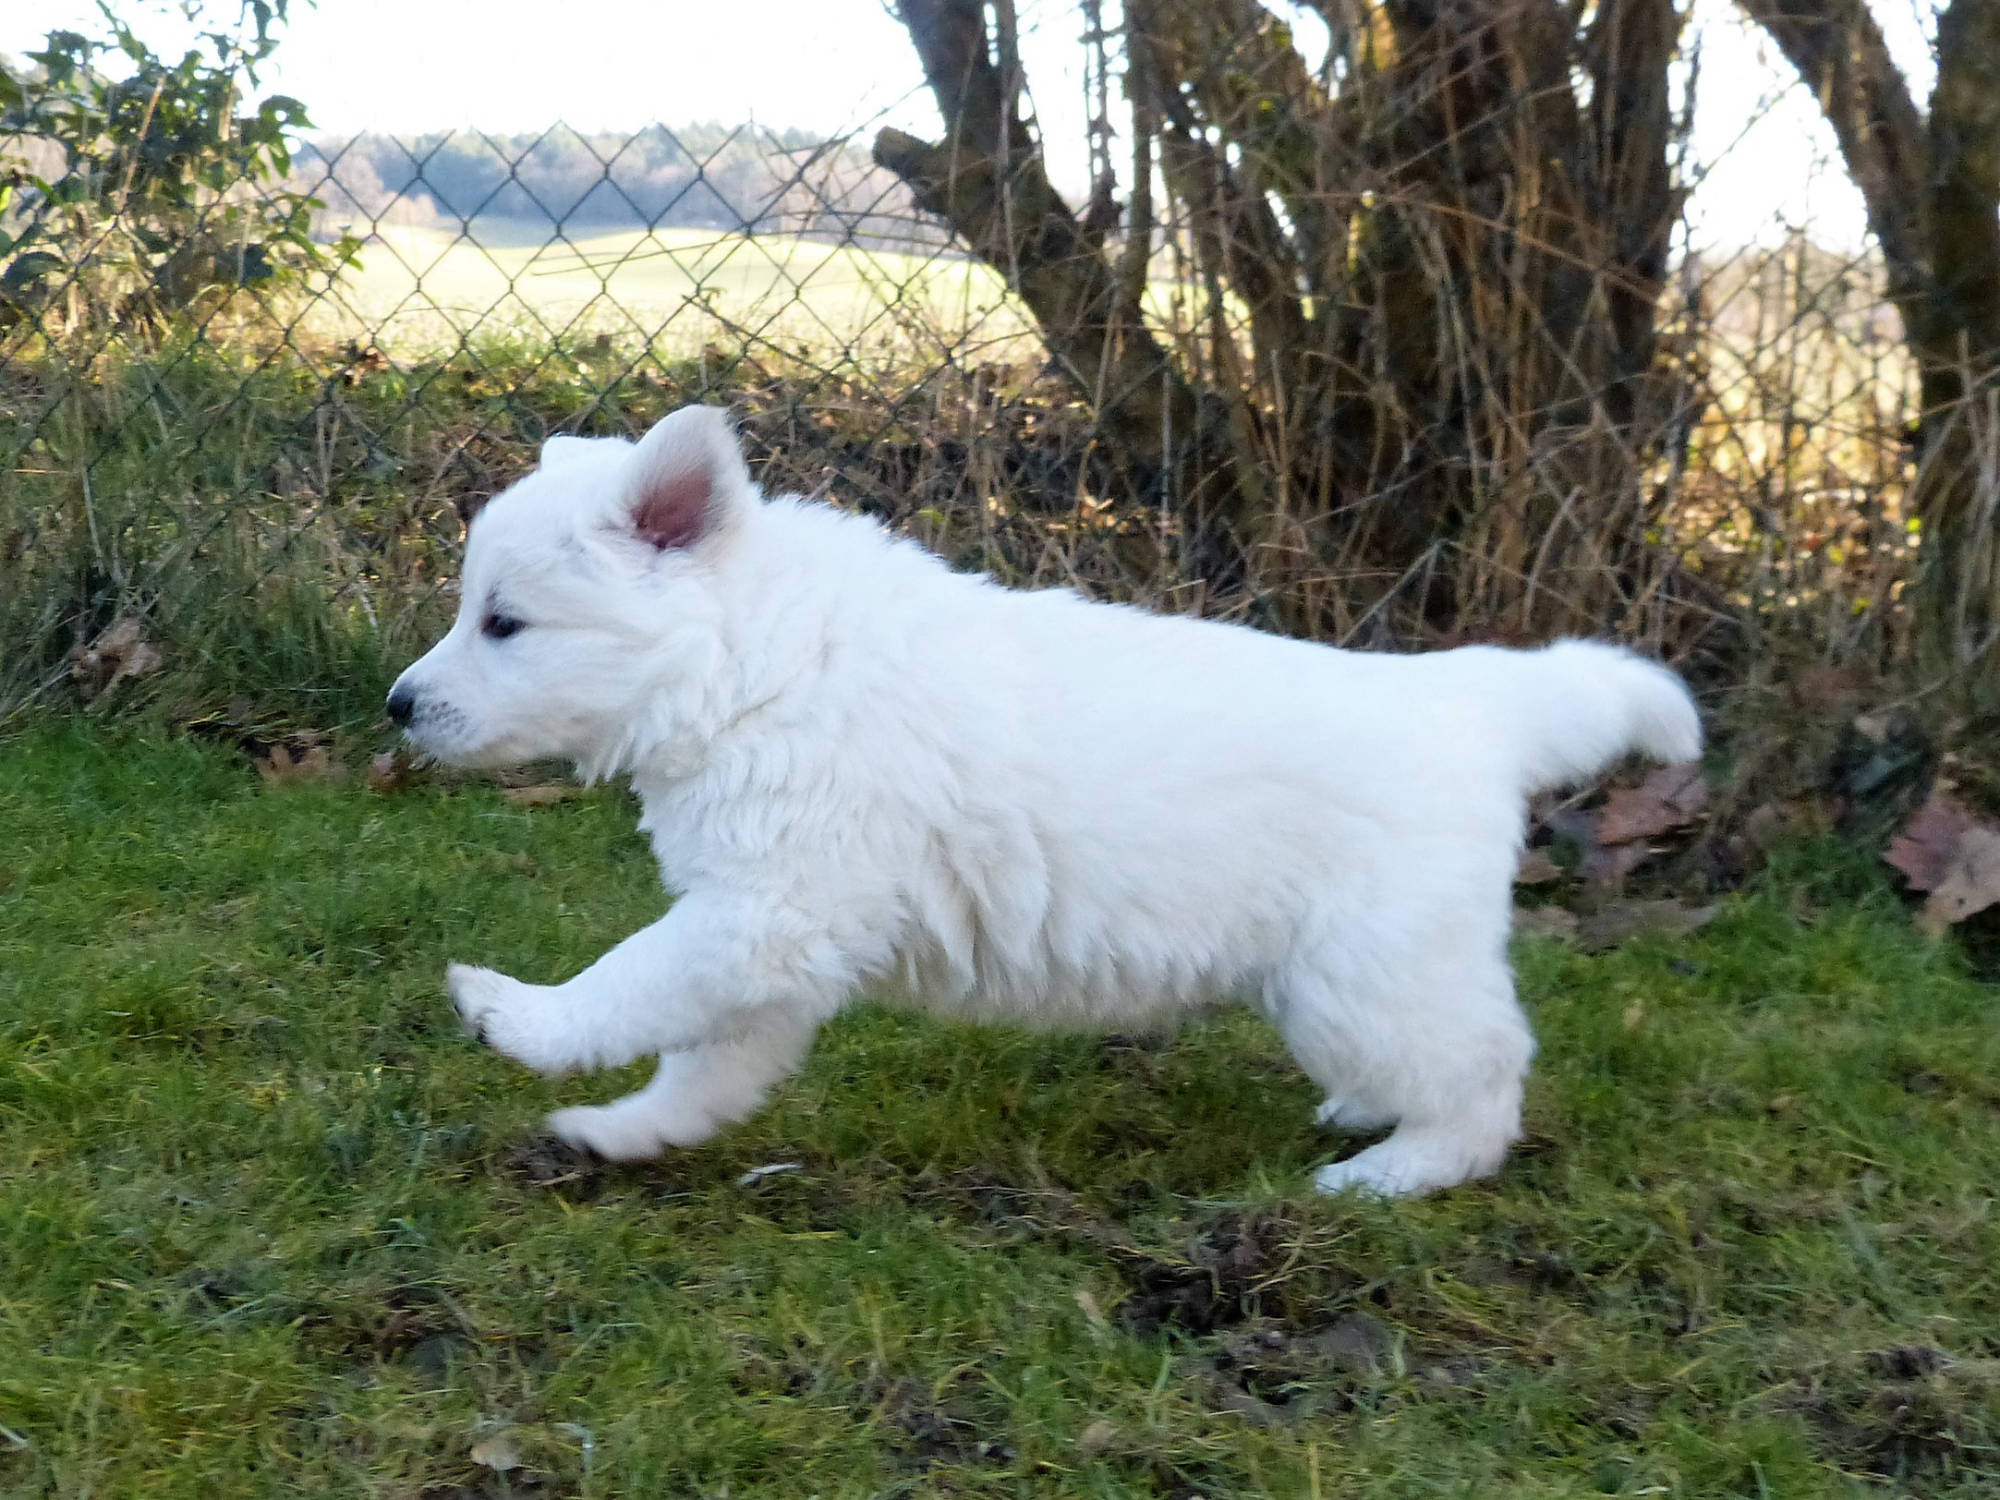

[0,3,1940,729]
[1,94,1077,723]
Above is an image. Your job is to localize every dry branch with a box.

[872,0,1211,503]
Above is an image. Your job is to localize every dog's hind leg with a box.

[1272,908,1534,1199]
[546,1006,820,1160]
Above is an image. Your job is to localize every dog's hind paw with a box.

[1312,1126,1508,1200]
[547,1103,670,1161]
[447,962,578,1076]
[1313,1093,1398,1133]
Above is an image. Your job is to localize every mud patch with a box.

[1115,1213,1304,1336]
[299,1278,474,1368]
[861,1373,1015,1472]
[1788,1345,2000,1482]
[914,1169,1363,1336]
[495,1135,698,1203]
[1190,1311,1403,1423]
[501,1137,606,1191]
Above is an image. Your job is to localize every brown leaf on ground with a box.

[1596,764,1709,845]
[366,749,423,793]
[69,617,164,703]
[1513,905,1579,942]
[499,782,579,808]
[1884,791,1982,893]
[1514,848,1563,885]
[1581,838,1654,887]
[1073,1287,1108,1330]
[468,1432,522,1472]
[1916,826,2000,938]
[1575,899,1717,954]
[256,743,346,786]
[1076,1419,1118,1455]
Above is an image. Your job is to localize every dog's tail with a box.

[1498,639,1701,794]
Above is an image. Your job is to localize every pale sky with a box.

[3,0,1941,255]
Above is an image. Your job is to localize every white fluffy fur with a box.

[389,405,1702,1197]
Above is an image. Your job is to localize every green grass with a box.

[0,327,719,729]
[3,725,1998,1498]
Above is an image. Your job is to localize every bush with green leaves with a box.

[0,1,354,337]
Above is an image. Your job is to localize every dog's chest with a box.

[630,763,836,892]
[634,783,732,889]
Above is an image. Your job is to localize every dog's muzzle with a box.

[385,685,416,728]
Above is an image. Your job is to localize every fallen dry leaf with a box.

[69,616,164,703]
[1595,764,1709,846]
[1513,905,1579,942]
[468,1432,521,1473]
[1916,825,2000,938]
[1882,787,2000,936]
[1073,1287,1108,1330]
[1575,899,1717,954]
[1514,848,1563,885]
[1076,1419,1118,1456]
[499,783,579,808]
[366,749,423,794]
[1581,838,1654,887]
[256,743,346,786]
[1884,791,1981,892]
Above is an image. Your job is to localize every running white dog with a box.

[387,405,1700,1197]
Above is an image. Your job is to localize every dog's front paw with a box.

[447,963,578,1076]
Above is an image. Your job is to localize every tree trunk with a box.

[1741,0,2000,707]
[1914,0,2000,703]
[871,0,1241,555]
[878,0,1687,633]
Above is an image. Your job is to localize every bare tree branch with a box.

[1928,0,2000,374]
[874,0,1209,495]
[1585,0,1683,409]
[1734,0,1930,330]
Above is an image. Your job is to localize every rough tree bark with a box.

[871,0,1229,532]
[1921,0,2000,699]
[1741,0,2000,706]
[877,0,1689,638]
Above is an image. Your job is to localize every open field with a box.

[306,221,1043,362]
[2,726,1998,1497]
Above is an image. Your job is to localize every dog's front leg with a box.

[449,891,842,1077]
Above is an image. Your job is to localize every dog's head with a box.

[387,405,754,777]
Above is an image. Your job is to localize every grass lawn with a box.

[2,724,1998,1498]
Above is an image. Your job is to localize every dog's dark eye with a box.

[482,612,526,640]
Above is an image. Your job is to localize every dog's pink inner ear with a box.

[631,462,713,550]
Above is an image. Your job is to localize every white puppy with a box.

[387,405,1700,1197]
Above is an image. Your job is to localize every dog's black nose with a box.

[385,686,416,728]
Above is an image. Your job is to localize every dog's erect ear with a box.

[540,434,604,471]
[621,406,750,551]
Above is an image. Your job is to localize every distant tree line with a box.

[296,124,943,249]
